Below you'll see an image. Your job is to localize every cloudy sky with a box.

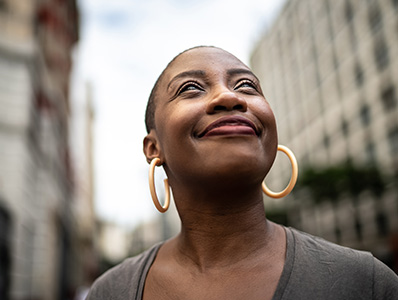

[71,0,286,228]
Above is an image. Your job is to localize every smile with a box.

[198,116,258,138]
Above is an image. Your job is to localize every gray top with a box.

[87,227,398,299]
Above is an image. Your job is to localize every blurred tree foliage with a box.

[297,162,385,203]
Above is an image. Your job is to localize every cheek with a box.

[155,102,203,152]
[250,99,278,168]
[250,99,277,134]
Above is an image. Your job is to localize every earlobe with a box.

[143,130,162,164]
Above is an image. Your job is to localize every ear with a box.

[143,130,162,164]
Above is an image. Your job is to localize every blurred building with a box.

[69,82,98,294]
[130,199,180,256]
[0,0,94,299]
[251,0,398,270]
[96,220,131,267]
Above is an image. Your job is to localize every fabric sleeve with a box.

[373,257,398,299]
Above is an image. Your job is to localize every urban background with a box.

[0,0,397,299]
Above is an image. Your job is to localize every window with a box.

[0,205,11,299]
[373,37,389,71]
[365,142,376,164]
[359,104,371,126]
[368,4,383,33]
[0,0,6,11]
[341,119,349,136]
[388,127,398,154]
[345,0,354,23]
[392,0,398,11]
[376,212,388,236]
[354,63,364,87]
[381,86,396,111]
[323,135,330,148]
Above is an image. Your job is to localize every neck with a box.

[170,184,280,271]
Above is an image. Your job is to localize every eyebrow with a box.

[167,70,206,90]
[227,68,260,82]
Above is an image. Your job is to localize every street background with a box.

[0,0,397,299]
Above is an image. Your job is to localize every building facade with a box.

[0,0,91,299]
[251,0,398,271]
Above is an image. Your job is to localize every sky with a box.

[71,0,287,229]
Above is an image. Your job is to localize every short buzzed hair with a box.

[144,46,217,133]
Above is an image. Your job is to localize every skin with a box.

[143,47,286,300]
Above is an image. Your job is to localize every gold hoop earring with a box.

[262,145,298,199]
[149,158,170,213]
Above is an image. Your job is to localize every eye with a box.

[234,79,258,92]
[177,81,204,95]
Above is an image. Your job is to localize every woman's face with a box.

[145,47,277,187]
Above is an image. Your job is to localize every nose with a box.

[206,89,248,114]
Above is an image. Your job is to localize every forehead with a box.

[163,48,250,83]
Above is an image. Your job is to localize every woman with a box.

[87,46,398,299]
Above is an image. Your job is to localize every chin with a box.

[210,154,269,179]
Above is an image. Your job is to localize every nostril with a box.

[214,105,226,111]
[233,104,243,110]
[207,92,248,113]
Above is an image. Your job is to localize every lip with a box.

[198,116,258,138]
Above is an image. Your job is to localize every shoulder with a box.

[373,256,398,299]
[86,243,162,300]
[290,227,373,267]
[284,227,398,299]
